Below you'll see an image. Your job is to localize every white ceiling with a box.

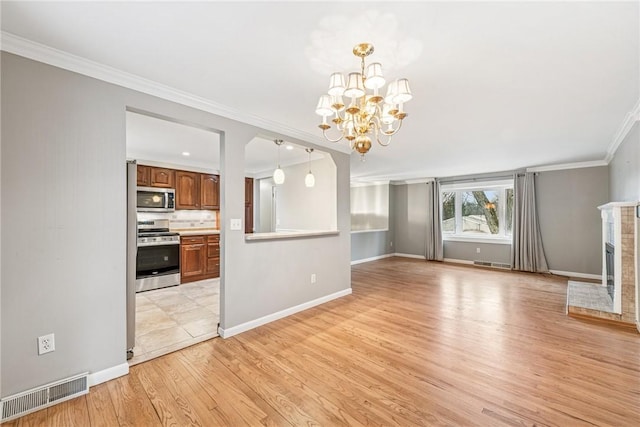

[2,1,638,181]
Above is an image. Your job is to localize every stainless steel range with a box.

[136,218,180,292]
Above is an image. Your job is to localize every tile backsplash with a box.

[137,210,217,230]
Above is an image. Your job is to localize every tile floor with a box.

[130,278,220,365]
[567,280,613,312]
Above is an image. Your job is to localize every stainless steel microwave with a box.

[136,187,175,212]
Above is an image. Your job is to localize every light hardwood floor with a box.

[6,257,640,426]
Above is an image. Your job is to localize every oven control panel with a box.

[137,235,180,247]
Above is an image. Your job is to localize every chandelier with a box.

[315,42,412,158]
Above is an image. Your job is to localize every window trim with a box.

[441,179,514,243]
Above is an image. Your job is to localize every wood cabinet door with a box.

[137,165,150,186]
[244,177,254,206]
[181,242,205,280]
[150,167,175,188]
[176,171,199,209]
[200,174,220,210]
[245,204,253,234]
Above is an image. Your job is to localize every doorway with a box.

[126,109,222,365]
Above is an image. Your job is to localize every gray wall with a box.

[392,183,428,256]
[351,184,389,231]
[609,124,640,202]
[351,231,393,261]
[389,169,606,275]
[443,241,511,264]
[1,52,351,397]
[537,166,609,275]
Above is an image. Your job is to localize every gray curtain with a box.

[512,172,548,272]
[426,180,444,261]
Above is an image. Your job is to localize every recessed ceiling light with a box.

[285,145,294,151]
[182,151,190,156]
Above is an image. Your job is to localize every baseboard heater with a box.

[473,260,512,269]
[1,372,89,422]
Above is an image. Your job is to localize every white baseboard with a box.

[550,270,601,281]
[443,258,474,265]
[393,253,426,260]
[218,288,352,339]
[88,363,129,387]
[351,253,394,265]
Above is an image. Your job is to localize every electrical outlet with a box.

[38,333,55,355]
[390,241,393,247]
[476,247,481,253]
[311,273,317,284]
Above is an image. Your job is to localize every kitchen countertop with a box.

[172,229,220,236]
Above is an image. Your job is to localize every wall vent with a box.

[473,260,511,270]
[1,372,89,422]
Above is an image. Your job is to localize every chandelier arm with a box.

[381,118,404,137]
[375,130,393,147]
[322,128,346,143]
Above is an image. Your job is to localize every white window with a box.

[441,180,513,243]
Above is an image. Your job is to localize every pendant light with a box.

[273,139,285,185]
[305,148,315,188]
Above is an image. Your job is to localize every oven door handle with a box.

[137,241,181,247]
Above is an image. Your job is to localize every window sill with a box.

[443,235,512,245]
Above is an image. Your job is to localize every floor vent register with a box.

[1,372,89,422]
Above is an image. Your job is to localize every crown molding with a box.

[350,180,390,187]
[605,98,640,163]
[0,31,352,154]
[390,178,435,185]
[526,159,609,173]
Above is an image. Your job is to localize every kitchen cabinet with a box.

[245,177,254,233]
[180,234,220,284]
[180,236,206,282]
[176,171,219,210]
[137,165,151,186]
[137,165,175,188]
[201,174,220,210]
[176,171,200,209]
[150,167,175,188]
[206,235,220,277]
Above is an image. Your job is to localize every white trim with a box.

[443,236,512,245]
[549,270,601,281]
[606,98,640,163]
[526,160,609,173]
[440,179,513,191]
[88,363,129,387]
[598,201,639,209]
[393,253,427,259]
[350,181,390,187]
[350,228,389,234]
[351,253,394,265]
[218,288,352,338]
[0,31,351,155]
[391,178,435,185]
[443,258,475,265]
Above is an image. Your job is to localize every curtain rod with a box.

[438,174,514,185]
